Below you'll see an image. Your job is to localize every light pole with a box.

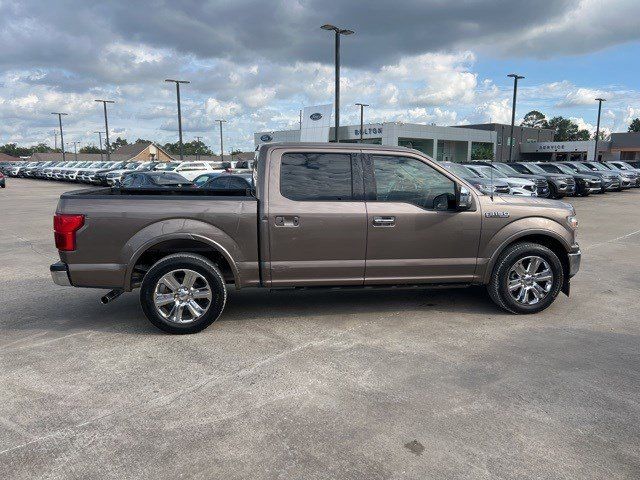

[165,79,190,160]
[53,131,58,150]
[321,24,354,142]
[355,103,369,142]
[69,141,80,162]
[94,131,104,161]
[51,112,68,161]
[594,98,606,162]
[195,136,202,160]
[507,73,525,162]
[216,119,227,161]
[95,99,114,161]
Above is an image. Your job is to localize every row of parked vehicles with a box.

[2,155,640,198]
[0,158,254,191]
[440,159,640,199]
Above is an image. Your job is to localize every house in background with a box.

[113,142,174,162]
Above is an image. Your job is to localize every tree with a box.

[79,144,103,154]
[548,116,590,141]
[230,149,244,156]
[471,143,494,160]
[592,131,609,141]
[0,143,55,156]
[109,137,129,151]
[134,138,153,144]
[628,118,640,133]
[162,139,213,156]
[521,110,549,129]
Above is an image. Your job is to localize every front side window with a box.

[371,155,455,209]
[280,152,353,201]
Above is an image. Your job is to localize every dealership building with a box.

[255,109,640,163]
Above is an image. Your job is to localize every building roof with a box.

[0,152,20,162]
[112,142,153,156]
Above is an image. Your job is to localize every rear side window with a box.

[280,152,353,201]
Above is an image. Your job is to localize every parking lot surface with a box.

[1,179,639,479]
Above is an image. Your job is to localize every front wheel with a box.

[487,242,564,314]
[140,253,227,334]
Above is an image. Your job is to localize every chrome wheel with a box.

[154,269,212,324]
[507,256,553,306]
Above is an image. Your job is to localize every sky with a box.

[1,0,640,152]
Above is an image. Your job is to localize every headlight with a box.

[567,215,578,230]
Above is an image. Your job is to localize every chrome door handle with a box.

[372,216,395,227]
[274,215,300,227]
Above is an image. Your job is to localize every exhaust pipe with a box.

[100,289,123,305]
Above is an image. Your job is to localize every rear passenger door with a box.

[267,149,367,286]
[363,153,481,284]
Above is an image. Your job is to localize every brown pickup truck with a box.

[51,143,581,334]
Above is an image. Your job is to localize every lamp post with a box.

[355,103,369,142]
[94,131,104,161]
[594,98,606,162]
[51,112,68,161]
[321,24,354,142]
[194,136,202,160]
[165,79,190,160]
[69,141,80,162]
[216,119,227,161]
[94,100,114,161]
[507,73,525,162]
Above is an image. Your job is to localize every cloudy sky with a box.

[1,0,640,152]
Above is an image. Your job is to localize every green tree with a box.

[548,117,591,141]
[230,149,244,156]
[471,143,494,160]
[628,118,640,132]
[162,140,213,156]
[79,144,103,154]
[109,137,129,151]
[521,110,549,129]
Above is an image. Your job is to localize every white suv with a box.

[154,161,214,181]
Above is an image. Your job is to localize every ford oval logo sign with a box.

[310,113,322,121]
[260,134,273,142]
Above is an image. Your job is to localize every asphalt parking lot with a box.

[1,178,639,479]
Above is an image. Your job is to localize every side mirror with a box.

[456,185,472,211]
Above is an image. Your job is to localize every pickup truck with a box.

[51,143,581,334]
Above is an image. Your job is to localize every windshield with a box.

[521,163,547,174]
[583,162,608,171]
[493,163,520,176]
[554,163,576,175]
[471,166,497,178]
[443,163,476,178]
[154,162,180,171]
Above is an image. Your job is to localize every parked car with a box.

[192,172,224,187]
[463,164,537,196]
[509,162,576,198]
[439,162,511,195]
[120,171,194,189]
[580,161,634,190]
[559,162,621,192]
[198,173,254,190]
[602,161,640,187]
[534,162,602,196]
[0,171,5,188]
[51,143,581,334]
[469,161,550,197]
[154,161,214,181]
[106,162,158,186]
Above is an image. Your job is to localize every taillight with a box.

[54,214,85,251]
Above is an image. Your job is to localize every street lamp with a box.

[51,112,68,161]
[594,98,606,162]
[355,103,369,143]
[507,73,525,162]
[165,79,190,160]
[321,24,354,142]
[95,100,114,161]
[94,131,105,161]
[216,119,227,161]
[68,141,80,162]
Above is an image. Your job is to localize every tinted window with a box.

[510,164,532,174]
[371,155,455,209]
[228,177,250,189]
[280,152,353,201]
[194,174,214,185]
[205,177,230,189]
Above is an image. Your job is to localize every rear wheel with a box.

[140,253,227,334]
[487,242,564,314]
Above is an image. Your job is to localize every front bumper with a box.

[568,246,581,278]
[50,262,72,286]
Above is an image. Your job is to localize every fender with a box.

[122,218,242,291]
[479,217,573,284]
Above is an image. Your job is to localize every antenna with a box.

[490,128,494,201]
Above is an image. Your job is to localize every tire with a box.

[140,253,227,334]
[487,242,564,314]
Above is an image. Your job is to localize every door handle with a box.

[274,215,300,227]
[372,216,395,227]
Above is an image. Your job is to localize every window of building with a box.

[280,152,353,201]
[370,155,455,210]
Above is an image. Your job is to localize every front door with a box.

[267,149,367,286]
[363,153,481,284]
